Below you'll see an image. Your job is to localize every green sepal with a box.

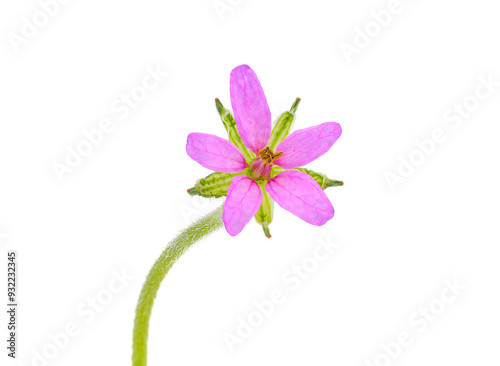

[267,98,301,151]
[187,172,240,198]
[270,166,343,190]
[296,168,343,189]
[215,98,255,163]
[254,180,273,238]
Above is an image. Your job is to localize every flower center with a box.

[258,147,283,166]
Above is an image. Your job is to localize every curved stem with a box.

[132,205,224,366]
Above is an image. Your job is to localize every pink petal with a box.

[223,175,263,236]
[230,65,271,154]
[265,170,334,226]
[186,133,247,173]
[274,122,342,168]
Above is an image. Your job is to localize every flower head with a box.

[186,65,343,237]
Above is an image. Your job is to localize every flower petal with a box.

[265,170,334,226]
[274,122,342,168]
[186,133,247,173]
[223,175,263,236]
[230,65,271,153]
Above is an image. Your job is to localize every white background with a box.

[1,0,500,365]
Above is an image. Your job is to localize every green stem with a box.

[132,205,224,366]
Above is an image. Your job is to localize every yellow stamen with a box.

[258,147,283,166]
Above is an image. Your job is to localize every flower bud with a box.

[187,172,239,198]
[271,167,343,190]
[267,98,301,150]
[296,168,344,189]
[215,98,254,163]
[254,181,274,238]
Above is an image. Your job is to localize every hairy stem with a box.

[132,205,224,366]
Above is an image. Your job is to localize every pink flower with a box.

[186,65,342,237]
